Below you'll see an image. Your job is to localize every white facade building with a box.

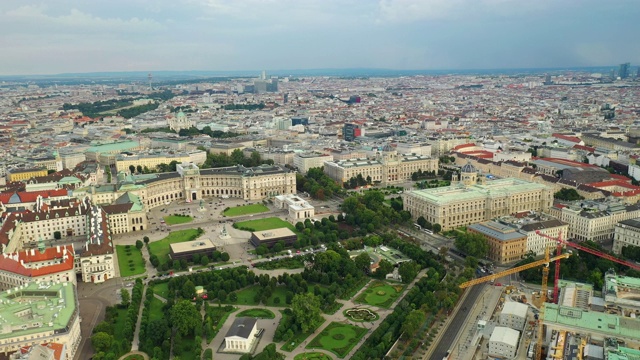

[224,318,258,353]
[613,218,640,254]
[488,326,520,359]
[293,153,333,174]
[499,302,528,330]
[274,194,315,221]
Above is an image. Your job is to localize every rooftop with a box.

[170,239,216,254]
[489,326,520,346]
[404,178,550,205]
[468,221,527,242]
[252,228,296,240]
[0,282,77,340]
[544,303,640,340]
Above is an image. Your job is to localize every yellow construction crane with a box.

[459,248,570,360]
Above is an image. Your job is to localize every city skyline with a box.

[1,0,639,76]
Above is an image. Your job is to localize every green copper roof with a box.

[0,282,77,340]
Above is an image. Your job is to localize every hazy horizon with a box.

[1,0,639,76]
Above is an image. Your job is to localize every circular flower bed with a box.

[345,308,379,322]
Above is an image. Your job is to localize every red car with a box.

[495,282,502,286]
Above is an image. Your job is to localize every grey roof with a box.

[520,219,566,232]
[381,143,395,152]
[461,162,476,173]
[468,221,527,242]
[618,218,640,229]
[225,317,257,339]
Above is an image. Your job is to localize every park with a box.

[307,322,368,358]
[116,245,146,277]
[223,203,269,217]
[355,281,405,308]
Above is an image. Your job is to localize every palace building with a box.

[0,282,81,360]
[402,164,554,231]
[323,144,438,186]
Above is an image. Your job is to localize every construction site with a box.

[449,231,640,360]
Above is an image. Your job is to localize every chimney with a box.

[56,245,60,253]
[30,249,35,256]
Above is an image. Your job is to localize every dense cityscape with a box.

[2,0,640,359]
[1,64,640,360]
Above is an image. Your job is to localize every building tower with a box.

[619,63,630,79]
[378,143,399,185]
[460,162,478,186]
[148,73,153,91]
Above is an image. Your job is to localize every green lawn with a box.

[280,312,325,352]
[148,229,201,266]
[355,281,405,308]
[116,245,146,277]
[174,335,197,360]
[205,305,237,342]
[236,308,276,319]
[223,204,269,217]
[148,296,166,322]
[226,285,289,306]
[153,282,171,300]
[112,307,129,339]
[234,217,296,232]
[163,215,193,225]
[307,322,367,358]
[294,353,333,360]
[123,355,145,360]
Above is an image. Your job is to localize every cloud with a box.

[1,5,164,36]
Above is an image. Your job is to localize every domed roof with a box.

[460,162,477,173]
[176,111,186,118]
[381,143,395,152]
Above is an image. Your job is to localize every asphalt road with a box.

[430,283,486,360]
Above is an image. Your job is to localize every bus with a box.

[414,224,422,230]
[424,229,433,235]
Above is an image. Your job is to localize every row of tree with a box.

[91,279,144,360]
[296,167,344,200]
[177,126,241,138]
[202,149,274,169]
[343,173,372,189]
[416,216,442,233]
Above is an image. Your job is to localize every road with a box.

[430,284,486,360]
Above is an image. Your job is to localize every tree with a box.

[137,165,143,173]
[91,332,113,353]
[432,223,442,234]
[143,236,150,244]
[121,288,130,307]
[291,293,323,333]
[375,259,394,279]
[129,165,136,174]
[53,231,61,240]
[135,240,143,250]
[221,252,230,262]
[401,310,425,339]
[93,321,113,335]
[354,252,372,274]
[416,216,428,229]
[170,300,201,336]
[200,255,209,266]
[181,280,196,299]
[398,261,419,284]
[554,188,584,201]
[454,232,489,258]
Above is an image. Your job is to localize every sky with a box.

[1,0,639,75]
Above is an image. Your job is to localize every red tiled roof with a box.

[452,143,477,151]
[552,133,582,143]
[573,144,595,152]
[0,245,75,277]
